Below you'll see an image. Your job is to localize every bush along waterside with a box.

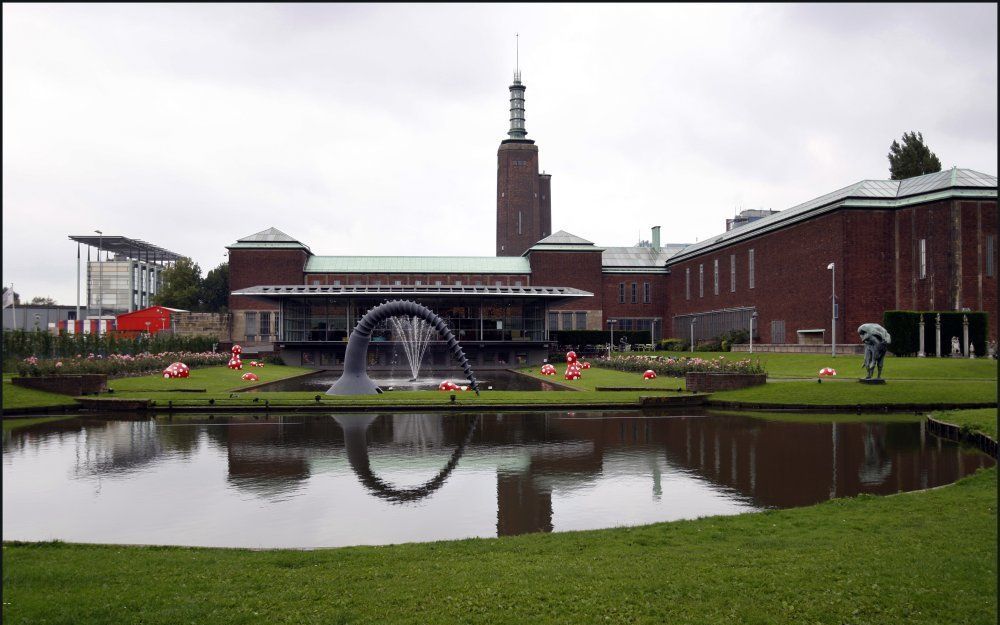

[597,354,766,377]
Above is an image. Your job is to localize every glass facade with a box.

[87,260,161,314]
[281,296,548,343]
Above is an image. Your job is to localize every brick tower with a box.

[496,69,551,257]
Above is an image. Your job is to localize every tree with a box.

[28,296,57,306]
[887,131,942,180]
[154,257,203,311]
[200,262,229,313]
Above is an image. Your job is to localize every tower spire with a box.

[507,35,527,140]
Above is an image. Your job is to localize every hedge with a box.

[2,330,219,370]
[882,311,988,357]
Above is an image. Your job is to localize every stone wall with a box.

[685,372,766,393]
[173,312,231,340]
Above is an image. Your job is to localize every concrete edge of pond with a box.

[706,400,997,413]
[925,415,999,459]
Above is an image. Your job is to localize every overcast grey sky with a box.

[3,3,997,305]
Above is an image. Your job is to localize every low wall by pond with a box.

[11,374,107,396]
[926,417,999,459]
[685,372,766,393]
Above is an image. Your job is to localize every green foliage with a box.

[27,296,57,305]
[599,353,766,375]
[2,330,218,365]
[200,262,229,313]
[154,257,203,311]
[657,338,685,351]
[882,310,988,356]
[887,131,942,180]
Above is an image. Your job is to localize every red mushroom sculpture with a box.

[564,366,582,380]
[565,351,577,365]
[162,362,190,379]
[643,369,657,380]
[438,380,460,391]
[241,372,259,382]
[231,344,242,356]
[540,363,557,376]
[228,356,243,370]
[580,361,591,369]
[819,367,837,377]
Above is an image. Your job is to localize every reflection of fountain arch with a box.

[335,414,478,504]
[328,300,479,395]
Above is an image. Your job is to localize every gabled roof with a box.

[525,230,605,254]
[667,168,997,265]
[227,228,312,251]
[305,256,530,274]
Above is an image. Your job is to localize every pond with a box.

[252,369,568,392]
[2,411,992,549]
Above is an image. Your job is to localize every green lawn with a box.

[517,365,686,391]
[632,351,997,380]
[2,415,77,431]
[3,467,994,625]
[931,408,998,440]
[710,379,996,406]
[108,364,315,393]
[1,380,80,411]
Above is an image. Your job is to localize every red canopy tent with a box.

[115,306,187,335]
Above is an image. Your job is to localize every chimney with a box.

[651,226,661,251]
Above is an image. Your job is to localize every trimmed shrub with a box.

[882,311,988,357]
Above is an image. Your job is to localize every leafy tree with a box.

[154,257,202,311]
[28,296,57,306]
[887,131,942,180]
[200,262,229,313]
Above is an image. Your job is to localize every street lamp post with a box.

[607,319,617,358]
[690,317,697,353]
[827,262,836,358]
[95,230,104,338]
[750,311,758,354]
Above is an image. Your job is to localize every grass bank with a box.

[3,467,994,625]
[1,380,80,411]
[631,351,997,380]
[709,378,996,407]
[931,408,998,440]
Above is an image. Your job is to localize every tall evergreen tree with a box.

[154,257,203,311]
[200,262,229,313]
[887,131,942,180]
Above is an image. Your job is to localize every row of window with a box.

[617,282,652,304]
[685,249,755,300]
[548,311,588,331]
[917,235,995,279]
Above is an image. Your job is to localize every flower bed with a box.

[15,352,229,378]
[596,354,766,377]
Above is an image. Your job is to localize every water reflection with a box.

[2,411,993,548]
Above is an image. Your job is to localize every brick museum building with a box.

[228,72,998,368]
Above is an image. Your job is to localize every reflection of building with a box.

[227,71,998,357]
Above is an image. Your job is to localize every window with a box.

[333,280,341,286]
[699,264,704,298]
[619,282,625,304]
[455,281,462,286]
[561,312,572,329]
[548,312,558,330]
[685,268,691,300]
[730,255,736,292]
[575,312,587,330]
[987,236,995,277]
[259,312,271,337]
[919,239,927,279]
[643,282,650,304]
[514,280,522,287]
[244,312,258,340]
[518,211,522,235]
[631,282,638,304]
[748,249,755,289]
[415,280,422,286]
[713,260,719,295]
[395,280,402,286]
[434,280,442,286]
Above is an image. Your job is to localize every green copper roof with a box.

[305,256,531,274]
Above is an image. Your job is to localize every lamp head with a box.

[827,262,835,270]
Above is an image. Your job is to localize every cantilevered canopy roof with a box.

[228,227,312,251]
[305,256,531,274]
[667,167,997,265]
[68,235,183,262]
[232,284,593,299]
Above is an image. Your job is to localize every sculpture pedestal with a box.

[857,378,887,385]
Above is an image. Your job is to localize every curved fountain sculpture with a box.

[335,414,479,504]
[327,300,480,395]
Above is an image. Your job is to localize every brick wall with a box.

[497,141,543,256]
[12,374,107,396]
[528,250,605,313]
[172,312,231,340]
[228,248,309,311]
[685,372,766,392]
